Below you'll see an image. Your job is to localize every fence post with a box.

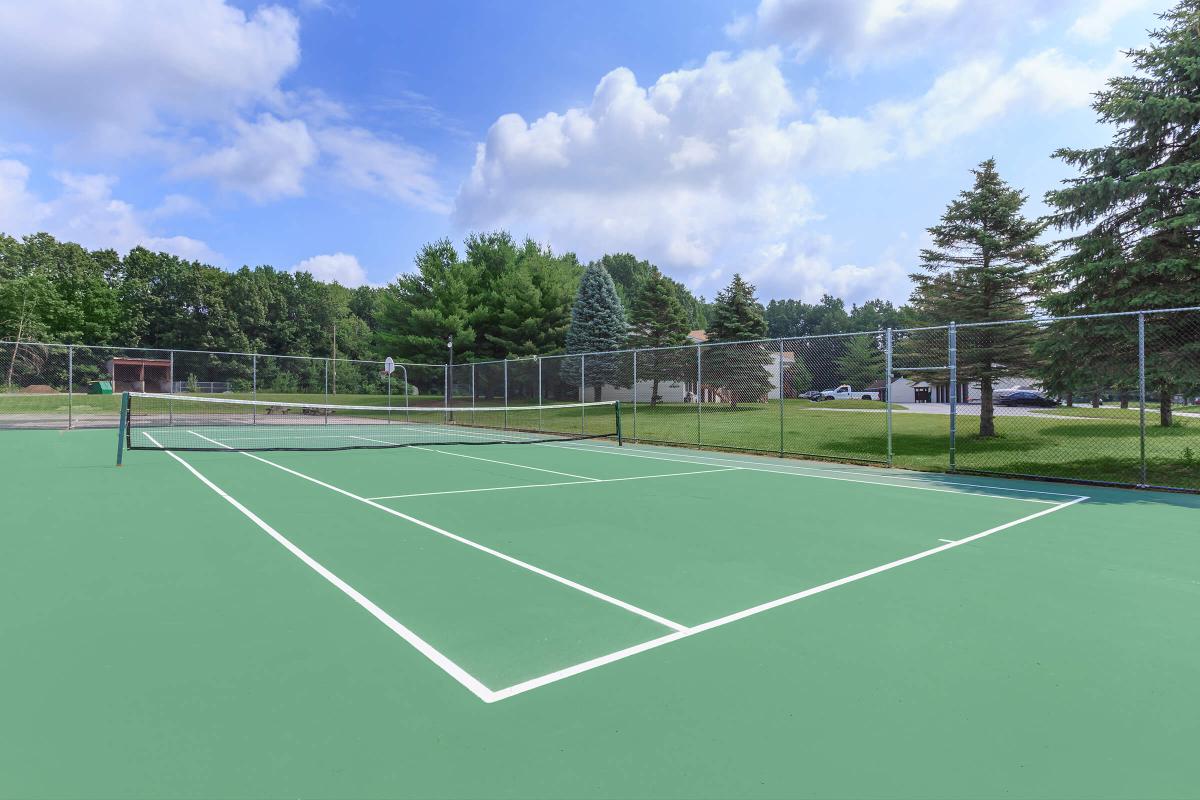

[885,328,893,467]
[252,354,257,424]
[778,339,785,457]
[503,358,509,430]
[471,363,477,425]
[1138,312,1147,486]
[536,357,542,431]
[948,322,957,472]
[632,349,638,441]
[67,344,73,430]
[403,365,410,422]
[324,359,329,424]
[168,350,175,426]
[580,354,586,433]
[387,370,392,424]
[696,345,702,446]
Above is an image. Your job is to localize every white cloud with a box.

[877,49,1124,157]
[0,2,449,213]
[456,50,878,288]
[1069,0,1151,43]
[291,253,368,286]
[175,114,318,201]
[741,234,913,305]
[0,159,216,262]
[732,0,1050,70]
[0,0,299,150]
[454,44,1118,300]
[317,127,450,213]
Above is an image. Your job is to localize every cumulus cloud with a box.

[457,50,881,287]
[877,48,1124,157]
[1068,0,1151,43]
[729,0,1054,70]
[0,0,299,150]
[0,1,449,212]
[455,46,1117,299]
[175,114,318,201]
[741,234,914,305]
[0,159,217,262]
[291,253,369,286]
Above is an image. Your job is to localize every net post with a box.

[471,362,476,426]
[885,327,893,467]
[324,359,330,425]
[168,350,174,425]
[615,400,623,446]
[1138,312,1147,486]
[67,344,73,430]
[503,358,509,430]
[252,353,257,424]
[948,321,957,472]
[403,364,410,422]
[580,354,586,433]
[536,358,542,431]
[115,392,129,466]
[387,368,392,424]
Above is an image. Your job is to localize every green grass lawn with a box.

[623,400,1199,490]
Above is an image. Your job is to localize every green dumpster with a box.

[89,381,113,395]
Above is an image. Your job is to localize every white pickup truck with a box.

[818,384,880,401]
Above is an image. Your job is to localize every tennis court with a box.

[3,394,1199,798]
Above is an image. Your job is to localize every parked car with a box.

[995,390,1059,407]
[800,390,826,401]
[819,384,880,401]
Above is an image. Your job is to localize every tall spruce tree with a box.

[836,335,884,389]
[1043,0,1200,426]
[706,274,772,408]
[910,158,1047,437]
[628,266,690,406]
[564,263,627,400]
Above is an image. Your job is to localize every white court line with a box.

[545,442,1068,504]
[352,437,600,482]
[938,538,956,544]
[141,433,496,702]
[490,494,1089,702]
[185,430,688,634]
[578,442,1087,499]
[367,467,740,501]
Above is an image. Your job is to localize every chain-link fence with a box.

[5,305,1198,491]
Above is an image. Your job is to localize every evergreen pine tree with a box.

[706,275,772,408]
[627,267,690,406]
[836,335,884,390]
[910,158,1047,437]
[1043,0,1200,426]
[564,263,627,400]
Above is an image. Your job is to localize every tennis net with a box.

[120,392,621,453]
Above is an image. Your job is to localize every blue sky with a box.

[0,0,1163,304]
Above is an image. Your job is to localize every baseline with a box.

[548,442,1079,504]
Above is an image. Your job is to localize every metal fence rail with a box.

[3,305,1198,492]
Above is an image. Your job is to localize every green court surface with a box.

[3,428,1199,798]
